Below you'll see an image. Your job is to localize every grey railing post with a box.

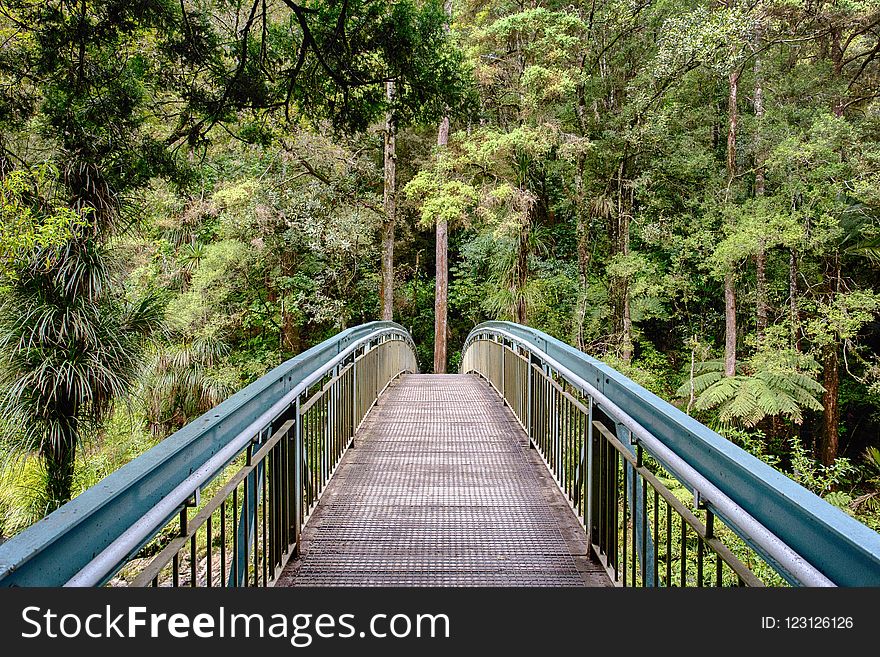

[293,396,303,556]
[586,395,594,544]
[526,349,533,444]
[501,338,506,403]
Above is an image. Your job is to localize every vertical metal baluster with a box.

[306,400,312,509]
[539,374,544,454]
[232,486,238,587]
[610,437,617,576]
[565,395,571,497]
[206,514,213,588]
[276,441,282,569]
[545,378,550,457]
[176,506,186,587]
[262,454,268,586]
[294,398,303,555]
[536,372,541,451]
[543,376,548,456]
[578,408,584,519]
[244,474,251,587]
[267,448,274,571]
[220,498,227,587]
[697,537,704,588]
[190,533,197,587]
[665,501,672,587]
[303,405,309,513]
[631,460,637,586]
[680,517,687,587]
[567,398,573,500]
[598,430,605,568]
[280,427,288,555]
[331,378,337,468]
[315,390,320,497]
[527,356,533,443]
[252,447,258,588]
[586,398,594,538]
[601,435,608,572]
[313,401,319,507]
[307,405,313,511]
[653,489,659,587]
[323,391,328,489]
[554,386,560,481]
[311,402,317,510]
[641,469,647,587]
[621,453,627,586]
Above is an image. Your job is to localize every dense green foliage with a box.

[1,0,880,537]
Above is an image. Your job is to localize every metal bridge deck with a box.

[277,374,610,587]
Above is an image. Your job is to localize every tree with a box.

[0,245,163,507]
[433,0,453,373]
[0,1,179,506]
[382,81,397,321]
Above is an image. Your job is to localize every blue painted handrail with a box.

[464,321,880,586]
[0,321,412,587]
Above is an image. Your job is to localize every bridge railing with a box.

[462,321,880,587]
[0,322,418,587]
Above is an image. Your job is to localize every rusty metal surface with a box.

[277,374,610,587]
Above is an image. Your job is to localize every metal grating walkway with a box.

[277,374,610,587]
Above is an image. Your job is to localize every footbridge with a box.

[2,322,879,587]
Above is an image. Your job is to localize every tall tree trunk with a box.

[820,252,842,465]
[43,427,75,509]
[820,342,840,466]
[818,25,846,462]
[620,173,632,364]
[755,247,767,343]
[281,300,300,353]
[610,159,632,363]
[724,272,737,376]
[279,251,299,352]
[727,69,739,181]
[754,20,768,344]
[434,114,450,372]
[574,156,590,349]
[831,27,845,117]
[513,211,529,325]
[724,64,740,377]
[790,248,799,351]
[573,69,590,350]
[433,0,453,373]
[381,81,396,321]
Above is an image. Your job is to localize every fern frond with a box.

[675,370,723,398]
[724,380,762,426]
[693,376,741,411]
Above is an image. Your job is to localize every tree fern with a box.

[679,357,824,427]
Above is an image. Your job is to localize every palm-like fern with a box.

[676,359,825,427]
[852,446,880,513]
[0,240,164,508]
[141,338,233,435]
